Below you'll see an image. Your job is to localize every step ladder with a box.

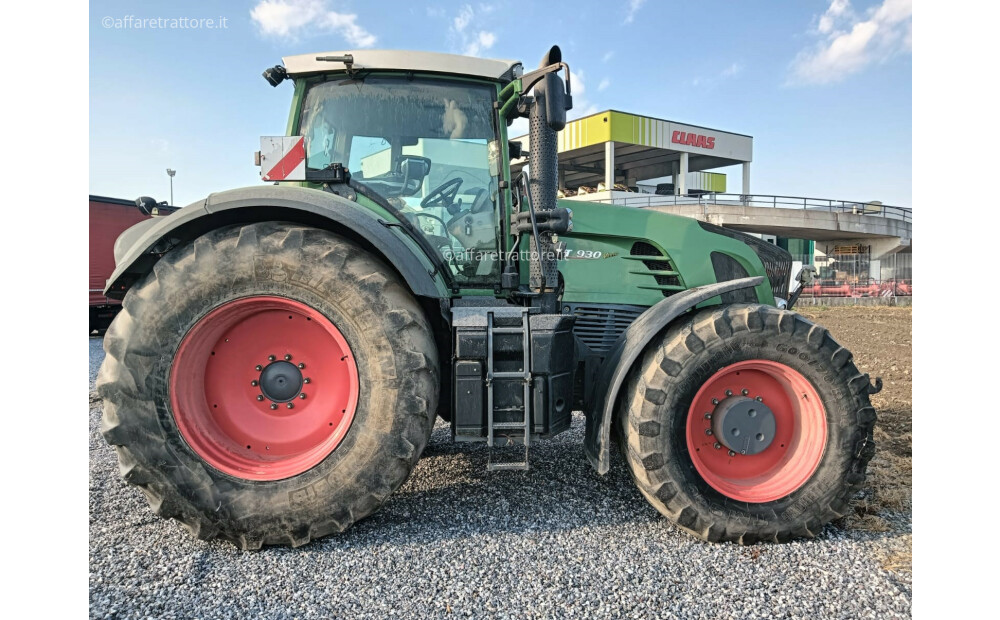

[486,308,532,471]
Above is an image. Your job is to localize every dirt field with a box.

[799,305,912,570]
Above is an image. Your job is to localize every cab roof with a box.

[282,49,521,81]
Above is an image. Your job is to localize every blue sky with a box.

[90,0,912,207]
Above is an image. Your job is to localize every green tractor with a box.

[97,47,879,549]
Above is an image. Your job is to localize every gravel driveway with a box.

[89,317,912,619]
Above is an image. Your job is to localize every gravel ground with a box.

[89,307,912,620]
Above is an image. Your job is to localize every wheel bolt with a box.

[298,362,306,369]
[755,396,764,402]
[303,378,311,384]
[268,355,276,361]
[728,450,736,457]
[725,389,733,397]
[256,395,264,401]
[741,389,749,396]
[284,354,292,361]
[714,442,722,450]
[270,403,278,410]
[299,393,306,399]
[711,398,719,405]
[287,402,294,409]
[255,365,263,371]
[251,380,258,387]
[705,429,713,436]
[704,413,712,420]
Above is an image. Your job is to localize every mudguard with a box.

[103,185,446,300]
[584,276,765,474]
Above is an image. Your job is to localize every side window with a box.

[349,136,391,178]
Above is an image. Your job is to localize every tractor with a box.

[97,47,879,549]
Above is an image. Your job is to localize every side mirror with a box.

[397,155,431,196]
[542,73,568,131]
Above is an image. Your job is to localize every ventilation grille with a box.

[698,222,792,300]
[569,305,645,353]
[711,252,758,303]
[629,242,683,297]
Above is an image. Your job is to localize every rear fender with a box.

[584,276,765,474]
[103,185,447,300]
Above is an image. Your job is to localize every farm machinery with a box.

[97,47,879,548]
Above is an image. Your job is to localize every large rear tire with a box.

[97,222,439,549]
[617,304,876,543]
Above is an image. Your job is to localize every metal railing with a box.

[790,252,912,298]
[575,192,912,223]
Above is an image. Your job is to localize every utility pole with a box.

[166,168,176,205]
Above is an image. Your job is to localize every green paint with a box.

[275,70,775,308]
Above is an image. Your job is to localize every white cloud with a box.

[453,4,473,32]
[598,78,610,92]
[624,0,647,24]
[450,4,497,57]
[720,62,742,77]
[566,69,599,120]
[790,0,911,85]
[602,50,615,63]
[250,0,377,47]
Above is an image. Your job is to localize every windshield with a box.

[299,76,503,286]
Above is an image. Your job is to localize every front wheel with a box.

[618,304,876,543]
[97,222,439,548]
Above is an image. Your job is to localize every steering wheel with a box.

[420,177,463,210]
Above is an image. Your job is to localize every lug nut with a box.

[714,442,722,450]
[755,396,764,402]
[704,413,712,420]
[728,450,736,457]
[711,398,719,405]
[299,393,306,399]
[284,354,292,361]
[256,395,264,401]
[286,402,294,409]
[298,362,306,369]
[251,380,258,387]
[303,378,311,384]
[255,365,263,371]
[268,354,276,361]
[270,403,278,410]
[741,388,749,396]
[705,429,713,436]
[725,389,732,397]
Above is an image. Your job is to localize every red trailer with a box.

[90,195,176,333]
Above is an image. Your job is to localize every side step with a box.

[486,308,532,472]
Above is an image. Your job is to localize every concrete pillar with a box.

[558,168,566,190]
[671,161,679,195]
[742,162,751,196]
[604,141,615,190]
[678,152,688,196]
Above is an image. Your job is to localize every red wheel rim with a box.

[686,360,827,503]
[170,296,359,481]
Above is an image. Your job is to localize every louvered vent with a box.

[629,242,682,296]
[569,305,645,353]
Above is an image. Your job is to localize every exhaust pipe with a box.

[526,46,571,311]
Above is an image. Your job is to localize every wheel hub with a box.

[258,360,303,403]
[711,396,776,455]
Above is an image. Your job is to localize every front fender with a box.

[583,276,765,474]
[103,185,447,300]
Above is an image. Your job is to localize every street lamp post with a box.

[166,168,176,205]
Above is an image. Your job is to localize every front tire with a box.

[97,222,439,548]
[618,304,876,543]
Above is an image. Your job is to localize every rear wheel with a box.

[97,222,439,548]
[618,304,876,543]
